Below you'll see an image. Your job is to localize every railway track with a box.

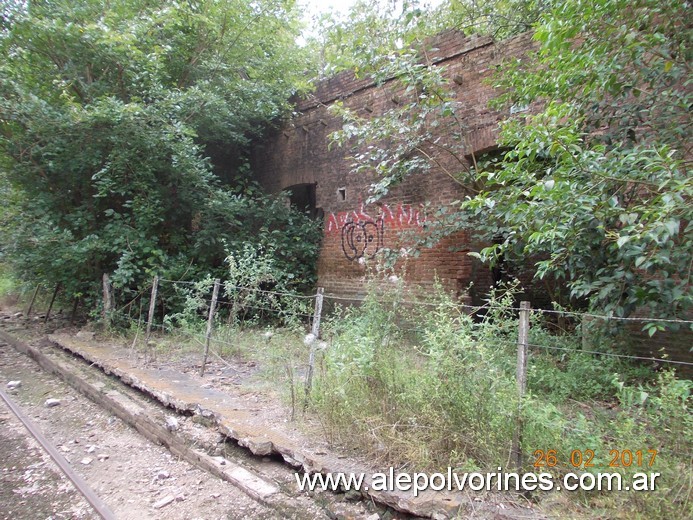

[0,386,116,519]
[0,321,380,520]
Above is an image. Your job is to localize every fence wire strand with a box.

[113,277,692,370]
[529,308,693,325]
[158,278,316,300]
[112,299,692,370]
[323,292,693,325]
[525,343,693,367]
[114,283,152,315]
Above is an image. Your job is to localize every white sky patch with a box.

[297,0,445,43]
[300,0,356,19]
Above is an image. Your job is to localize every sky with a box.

[300,0,360,20]
[298,0,445,40]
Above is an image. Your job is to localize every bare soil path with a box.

[0,336,288,519]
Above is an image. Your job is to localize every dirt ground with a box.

[0,338,300,520]
[0,307,402,520]
[0,393,92,519]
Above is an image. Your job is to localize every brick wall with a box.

[251,31,536,301]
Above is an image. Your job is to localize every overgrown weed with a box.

[311,278,692,519]
[110,266,690,518]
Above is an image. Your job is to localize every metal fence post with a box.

[304,287,325,406]
[512,300,531,470]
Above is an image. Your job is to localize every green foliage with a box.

[224,243,316,329]
[477,0,692,321]
[438,0,552,38]
[0,0,319,314]
[162,242,317,334]
[330,45,483,203]
[313,279,691,517]
[527,315,654,401]
[162,276,215,333]
[604,370,693,518]
[303,0,433,78]
[193,186,322,292]
[329,0,692,326]
[0,264,17,299]
[305,0,551,78]
[315,282,519,469]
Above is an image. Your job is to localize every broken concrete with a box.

[45,333,469,518]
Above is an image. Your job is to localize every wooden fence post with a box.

[512,301,531,470]
[145,276,159,344]
[26,284,41,318]
[304,287,325,406]
[70,297,80,324]
[199,279,221,377]
[44,283,61,324]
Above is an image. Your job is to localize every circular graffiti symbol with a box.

[341,219,384,261]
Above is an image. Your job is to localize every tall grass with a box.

[311,281,692,518]
[115,274,691,518]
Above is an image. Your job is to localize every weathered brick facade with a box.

[251,31,536,301]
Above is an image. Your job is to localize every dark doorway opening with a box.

[286,183,322,220]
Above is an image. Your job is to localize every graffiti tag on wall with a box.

[326,203,427,234]
[341,219,384,260]
[326,203,427,261]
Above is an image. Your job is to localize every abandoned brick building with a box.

[252,30,536,303]
[250,28,693,373]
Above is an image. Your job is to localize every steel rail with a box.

[0,386,117,520]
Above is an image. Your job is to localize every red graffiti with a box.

[325,203,426,234]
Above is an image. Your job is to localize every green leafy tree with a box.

[0,0,319,309]
[304,0,435,78]
[480,0,692,323]
[436,0,553,38]
[304,0,552,78]
[330,0,692,325]
[331,47,481,201]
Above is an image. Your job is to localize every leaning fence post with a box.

[304,287,325,406]
[145,275,159,344]
[512,300,531,470]
[26,284,41,318]
[311,287,324,338]
[44,283,61,324]
[199,279,221,377]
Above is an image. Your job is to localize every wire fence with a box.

[104,276,693,371]
[20,274,692,475]
[22,275,692,372]
[17,273,690,481]
[323,291,693,325]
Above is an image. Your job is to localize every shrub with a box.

[312,277,691,518]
